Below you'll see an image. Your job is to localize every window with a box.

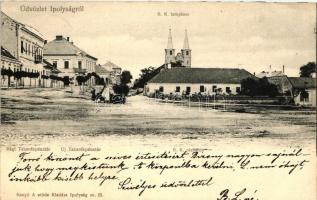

[78,61,82,69]
[170,50,172,55]
[200,85,205,93]
[226,87,231,94]
[212,85,217,92]
[32,46,34,57]
[186,86,191,94]
[52,61,57,68]
[64,61,69,69]
[28,44,30,55]
[236,87,241,93]
[21,41,24,53]
[176,86,180,92]
[159,86,164,92]
[186,51,189,56]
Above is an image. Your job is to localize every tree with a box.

[120,70,133,85]
[240,77,279,97]
[113,84,129,96]
[133,66,164,89]
[300,62,316,77]
[113,70,133,97]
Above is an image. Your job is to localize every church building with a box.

[145,28,256,96]
[165,28,191,68]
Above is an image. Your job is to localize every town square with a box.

[0,2,316,200]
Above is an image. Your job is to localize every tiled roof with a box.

[288,77,316,89]
[102,61,121,70]
[44,37,97,60]
[95,65,110,74]
[148,67,255,84]
[256,70,285,78]
[1,46,19,62]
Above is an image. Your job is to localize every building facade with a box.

[43,35,98,86]
[1,47,22,87]
[101,61,122,85]
[1,11,46,88]
[267,75,316,107]
[146,68,254,96]
[164,28,191,68]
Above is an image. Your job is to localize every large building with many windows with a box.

[43,35,97,85]
[146,67,254,96]
[1,11,46,87]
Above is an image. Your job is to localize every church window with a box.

[159,86,164,92]
[200,85,205,92]
[176,86,180,92]
[170,50,173,55]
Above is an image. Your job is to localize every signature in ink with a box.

[217,188,258,200]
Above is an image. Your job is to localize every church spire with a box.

[167,27,173,49]
[183,29,189,49]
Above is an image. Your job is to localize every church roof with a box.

[44,36,97,60]
[148,67,255,84]
[166,28,174,49]
[183,29,190,49]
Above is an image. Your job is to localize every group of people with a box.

[90,85,125,104]
[91,85,109,103]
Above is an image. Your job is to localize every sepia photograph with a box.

[0,2,316,200]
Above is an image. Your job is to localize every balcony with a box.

[73,68,87,74]
[34,55,42,64]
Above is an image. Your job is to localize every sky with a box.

[1,2,316,80]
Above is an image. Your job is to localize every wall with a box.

[268,76,292,94]
[308,89,316,107]
[1,57,21,88]
[294,89,316,107]
[45,55,96,74]
[18,27,45,87]
[44,55,77,77]
[147,83,241,95]
[1,12,19,58]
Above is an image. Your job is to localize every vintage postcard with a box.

[0,2,316,200]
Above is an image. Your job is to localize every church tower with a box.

[181,29,191,68]
[165,28,175,67]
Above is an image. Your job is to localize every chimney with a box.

[56,35,63,40]
[253,72,255,76]
[67,37,70,41]
[282,65,285,73]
